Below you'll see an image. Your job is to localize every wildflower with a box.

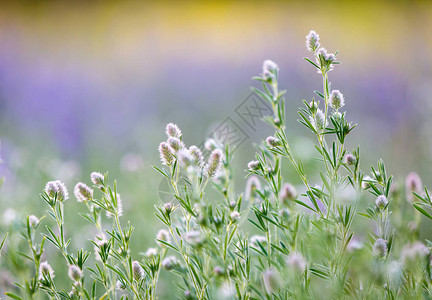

[158,142,174,165]
[280,183,297,205]
[405,172,422,203]
[315,109,328,129]
[266,136,280,148]
[286,252,307,273]
[245,176,261,200]
[247,160,260,171]
[305,30,320,52]
[156,229,171,246]
[329,90,345,109]
[74,182,93,203]
[68,265,83,282]
[343,153,356,165]
[29,215,39,228]
[145,247,158,258]
[316,48,335,72]
[205,149,223,177]
[400,242,429,265]
[177,148,193,167]
[230,211,240,221]
[167,137,184,153]
[263,268,281,294]
[189,145,204,166]
[90,172,104,185]
[162,256,179,271]
[39,261,55,280]
[262,60,278,81]
[185,230,203,246]
[44,180,69,202]
[373,238,388,258]
[132,261,144,281]
[375,195,388,209]
[165,123,182,138]
[250,235,267,248]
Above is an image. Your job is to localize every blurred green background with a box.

[1,0,432,295]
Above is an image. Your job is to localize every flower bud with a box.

[156,229,171,246]
[286,252,306,273]
[405,172,422,203]
[44,180,69,202]
[373,238,388,258]
[165,123,182,138]
[189,145,204,166]
[329,90,345,109]
[167,137,184,153]
[266,136,280,148]
[159,142,174,166]
[305,30,320,52]
[245,176,261,200]
[343,153,356,165]
[375,195,388,209]
[90,172,104,185]
[247,160,260,171]
[132,261,144,281]
[145,247,158,258]
[205,149,223,177]
[230,211,240,221]
[263,268,281,294]
[39,261,55,280]
[29,215,39,228]
[73,182,93,203]
[68,265,83,282]
[162,256,179,271]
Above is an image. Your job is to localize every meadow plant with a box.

[5,30,432,299]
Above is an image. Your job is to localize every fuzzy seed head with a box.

[230,211,240,221]
[189,145,204,166]
[162,256,179,271]
[68,265,83,282]
[167,137,184,153]
[248,160,260,171]
[373,238,388,258]
[343,154,356,165]
[262,60,278,81]
[145,247,158,258]
[132,261,144,281]
[280,183,297,204]
[74,182,93,203]
[266,136,280,148]
[39,261,55,280]
[205,149,223,177]
[177,148,193,167]
[29,215,39,228]
[306,30,320,52]
[375,195,388,209]
[165,123,182,138]
[90,172,104,185]
[44,180,69,202]
[329,90,345,109]
[159,142,174,165]
[286,252,307,273]
[263,268,281,294]
[315,109,328,129]
[156,229,171,246]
